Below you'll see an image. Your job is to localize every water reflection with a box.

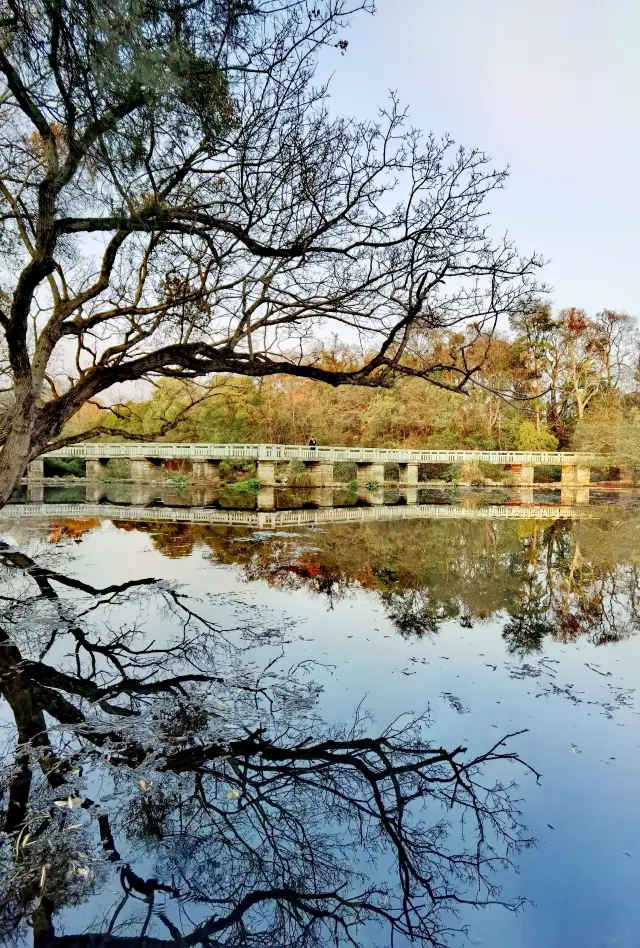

[12,481,640,510]
[0,542,537,947]
[5,485,640,656]
[24,509,634,653]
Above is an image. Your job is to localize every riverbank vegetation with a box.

[65,305,640,459]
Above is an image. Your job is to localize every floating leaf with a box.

[226,788,242,799]
[139,779,148,791]
[54,796,83,809]
[15,829,30,855]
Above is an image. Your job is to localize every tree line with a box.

[67,304,639,458]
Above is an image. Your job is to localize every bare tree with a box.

[0,0,542,506]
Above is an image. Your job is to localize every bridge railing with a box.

[42,442,599,465]
[2,502,599,525]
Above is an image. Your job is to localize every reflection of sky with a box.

[2,517,639,947]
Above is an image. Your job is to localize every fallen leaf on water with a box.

[15,829,30,855]
[54,797,82,809]
[226,788,242,799]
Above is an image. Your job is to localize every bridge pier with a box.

[187,487,217,507]
[191,460,220,485]
[511,487,534,505]
[359,486,385,505]
[131,483,156,505]
[257,485,276,510]
[86,458,107,479]
[509,464,535,486]
[27,458,44,480]
[312,486,334,507]
[306,461,334,487]
[131,458,163,482]
[357,462,385,488]
[257,460,276,486]
[618,463,634,484]
[561,464,590,486]
[561,485,590,506]
[398,463,419,486]
[27,482,44,503]
[85,481,106,503]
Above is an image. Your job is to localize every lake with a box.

[0,484,639,947]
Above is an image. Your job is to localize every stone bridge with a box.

[27,442,628,488]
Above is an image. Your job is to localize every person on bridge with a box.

[308,438,317,451]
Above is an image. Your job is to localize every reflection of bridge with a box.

[1,502,604,528]
[27,441,626,488]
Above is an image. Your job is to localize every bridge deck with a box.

[42,442,599,466]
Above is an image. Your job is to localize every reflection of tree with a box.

[47,519,101,544]
[202,516,640,650]
[502,521,640,653]
[113,519,200,558]
[18,510,640,652]
[381,588,448,639]
[0,544,537,947]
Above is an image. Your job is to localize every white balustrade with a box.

[2,502,599,526]
[41,441,598,466]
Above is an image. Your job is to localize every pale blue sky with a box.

[328,0,640,315]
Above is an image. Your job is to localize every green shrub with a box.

[224,478,261,493]
[334,461,357,482]
[364,479,380,492]
[103,458,131,480]
[286,459,311,485]
[219,459,256,480]
[43,457,85,478]
[477,462,510,484]
[515,420,558,452]
[165,472,189,494]
[537,464,561,483]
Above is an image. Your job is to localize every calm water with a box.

[1,485,639,947]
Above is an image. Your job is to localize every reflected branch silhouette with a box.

[0,544,539,948]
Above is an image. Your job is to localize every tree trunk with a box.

[0,424,35,508]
